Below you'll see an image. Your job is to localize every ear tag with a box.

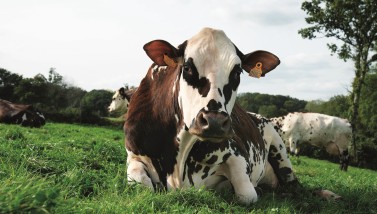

[249,62,263,78]
[163,54,177,67]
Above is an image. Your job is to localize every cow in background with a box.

[271,112,351,171]
[125,27,296,205]
[0,99,45,128]
[108,86,136,113]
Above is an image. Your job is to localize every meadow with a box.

[0,123,376,213]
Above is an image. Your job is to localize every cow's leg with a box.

[226,156,258,204]
[339,150,349,171]
[268,131,296,183]
[126,150,160,190]
[259,161,279,188]
[289,137,296,155]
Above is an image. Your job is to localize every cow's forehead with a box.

[185,28,241,75]
[113,90,121,99]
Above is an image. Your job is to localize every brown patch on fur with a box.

[231,103,265,154]
[124,63,183,184]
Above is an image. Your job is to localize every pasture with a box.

[0,123,376,213]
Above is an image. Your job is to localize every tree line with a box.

[0,68,114,125]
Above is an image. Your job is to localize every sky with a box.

[0,0,354,101]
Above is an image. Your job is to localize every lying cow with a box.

[124,27,296,205]
[0,99,45,128]
[108,87,136,113]
[271,112,351,171]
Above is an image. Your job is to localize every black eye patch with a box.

[223,64,242,109]
[182,57,211,97]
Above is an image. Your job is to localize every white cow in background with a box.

[271,112,352,171]
[108,87,136,113]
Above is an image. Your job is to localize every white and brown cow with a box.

[0,99,45,128]
[124,28,296,204]
[271,112,352,171]
[108,87,136,113]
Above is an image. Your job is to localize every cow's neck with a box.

[167,128,198,189]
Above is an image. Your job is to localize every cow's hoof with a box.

[236,190,258,205]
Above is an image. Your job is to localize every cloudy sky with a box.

[0,0,354,101]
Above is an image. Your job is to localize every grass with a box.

[0,123,376,213]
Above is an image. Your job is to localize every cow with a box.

[124,28,296,205]
[108,86,136,113]
[271,112,352,171]
[0,99,45,128]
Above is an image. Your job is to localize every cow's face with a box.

[144,28,280,142]
[108,87,128,112]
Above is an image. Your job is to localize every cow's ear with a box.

[143,40,180,67]
[240,50,280,78]
[119,87,125,96]
[125,90,134,102]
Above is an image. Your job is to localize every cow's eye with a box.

[183,63,190,72]
[182,63,192,76]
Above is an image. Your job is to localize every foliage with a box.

[359,72,377,138]
[0,123,376,213]
[80,90,113,122]
[305,95,351,118]
[237,93,307,118]
[0,68,23,101]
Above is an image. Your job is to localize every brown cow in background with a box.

[0,99,45,128]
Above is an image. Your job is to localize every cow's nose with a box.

[190,111,231,140]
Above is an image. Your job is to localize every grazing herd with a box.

[1,27,352,204]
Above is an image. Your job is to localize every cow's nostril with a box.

[222,117,231,130]
[198,112,208,126]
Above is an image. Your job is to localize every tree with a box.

[0,68,23,101]
[298,0,377,159]
[80,90,113,119]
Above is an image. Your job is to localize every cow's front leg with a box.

[126,150,160,190]
[268,130,296,183]
[226,156,258,204]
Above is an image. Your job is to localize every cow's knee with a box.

[127,161,154,190]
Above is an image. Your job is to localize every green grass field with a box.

[1,123,376,213]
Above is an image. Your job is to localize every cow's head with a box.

[144,28,280,142]
[108,87,134,113]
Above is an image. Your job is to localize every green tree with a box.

[0,68,23,101]
[80,90,113,119]
[258,105,278,118]
[359,71,377,139]
[298,0,377,159]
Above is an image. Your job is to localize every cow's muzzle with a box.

[189,110,232,141]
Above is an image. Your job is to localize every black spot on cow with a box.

[223,64,242,108]
[206,155,218,164]
[182,57,210,97]
[218,88,223,97]
[207,99,222,111]
[222,153,231,163]
[278,167,293,182]
[201,166,211,179]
